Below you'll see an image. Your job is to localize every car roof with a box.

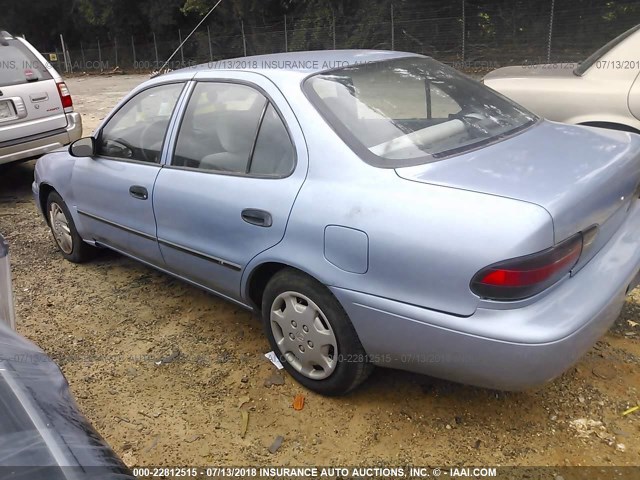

[166,49,421,79]
[134,50,425,109]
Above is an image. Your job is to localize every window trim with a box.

[167,79,297,179]
[94,81,187,166]
[246,101,269,174]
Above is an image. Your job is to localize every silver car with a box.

[483,24,640,133]
[0,30,82,165]
[33,50,640,395]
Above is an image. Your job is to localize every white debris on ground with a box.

[569,418,615,445]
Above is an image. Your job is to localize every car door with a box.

[72,82,185,266]
[153,76,307,302]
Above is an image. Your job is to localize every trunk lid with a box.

[396,121,640,245]
[483,63,579,81]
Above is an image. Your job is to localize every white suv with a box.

[0,30,82,164]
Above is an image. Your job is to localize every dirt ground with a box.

[0,74,639,469]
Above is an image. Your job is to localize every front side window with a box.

[304,56,537,168]
[98,83,183,163]
[173,82,294,176]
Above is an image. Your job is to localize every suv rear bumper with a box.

[0,112,82,164]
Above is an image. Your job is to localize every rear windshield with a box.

[0,38,52,86]
[304,56,537,168]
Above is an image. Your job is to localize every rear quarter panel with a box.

[485,75,629,126]
[244,84,555,317]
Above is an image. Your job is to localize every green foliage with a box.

[0,0,638,61]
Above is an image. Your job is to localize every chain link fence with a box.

[43,0,640,74]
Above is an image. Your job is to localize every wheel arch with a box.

[38,183,57,225]
[578,121,640,134]
[244,261,327,312]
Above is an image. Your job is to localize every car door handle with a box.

[129,185,148,200]
[241,209,272,227]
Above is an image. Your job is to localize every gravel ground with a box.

[0,74,639,468]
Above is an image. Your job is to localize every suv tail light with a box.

[470,233,583,301]
[57,82,73,111]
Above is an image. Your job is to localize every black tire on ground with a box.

[45,191,96,263]
[261,268,373,396]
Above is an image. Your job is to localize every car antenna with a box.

[151,0,223,78]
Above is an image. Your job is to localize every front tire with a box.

[46,191,96,263]
[261,269,373,396]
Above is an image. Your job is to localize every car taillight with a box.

[57,82,73,111]
[470,233,583,301]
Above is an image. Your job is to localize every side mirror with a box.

[69,137,96,158]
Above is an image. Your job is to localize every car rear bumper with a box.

[0,112,82,165]
[331,201,640,391]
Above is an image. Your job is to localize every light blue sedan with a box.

[33,50,640,395]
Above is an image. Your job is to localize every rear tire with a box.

[261,268,373,396]
[46,191,96,263]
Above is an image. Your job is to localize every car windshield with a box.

[574,23,640,76]
[0,38,51,86]
[304,56,537,168]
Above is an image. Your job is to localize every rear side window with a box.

[173,82,294,177]
[249,104,295,176]
[0,39,52,86]
[174,83,266,173]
